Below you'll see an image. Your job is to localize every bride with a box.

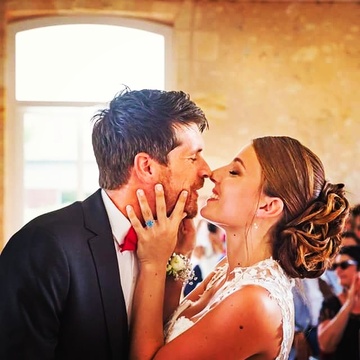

[126,136,348,360]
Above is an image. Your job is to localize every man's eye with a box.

[190,157,197,162]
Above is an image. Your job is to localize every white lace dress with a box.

[164,258,295,360]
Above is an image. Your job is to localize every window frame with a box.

[5,16,174,240]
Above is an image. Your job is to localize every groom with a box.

[0,88,211,359]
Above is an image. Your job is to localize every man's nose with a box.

[199,158,212,178]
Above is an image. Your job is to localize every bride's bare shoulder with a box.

[156,284,283,360]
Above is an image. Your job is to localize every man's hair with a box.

[91,88,208,189]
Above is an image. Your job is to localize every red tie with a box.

[120,226,138,252]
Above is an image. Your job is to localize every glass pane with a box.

[16,24,165,101]
[23,106,99,223]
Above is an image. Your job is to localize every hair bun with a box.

[320,181,345,202]
[275,181,349,278]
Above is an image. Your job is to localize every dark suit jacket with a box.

[0,190,129,359]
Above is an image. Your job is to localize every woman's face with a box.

[200,144,263,228]
[333,254,359,288]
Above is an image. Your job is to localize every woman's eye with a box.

[229,170,239,175]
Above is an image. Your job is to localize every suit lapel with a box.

[83,190,129,358]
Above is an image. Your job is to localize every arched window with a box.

[5,16,173,240]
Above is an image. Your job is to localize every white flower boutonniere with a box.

[166,253,195,284]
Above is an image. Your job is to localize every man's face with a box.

[159,124,211,218]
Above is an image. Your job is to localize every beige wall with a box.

[0,1,5,248]
[1,0,359,248]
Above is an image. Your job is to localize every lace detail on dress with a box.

[164,299,193,343]
[164,258,295,359]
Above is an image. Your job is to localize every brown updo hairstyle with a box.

[253,136,349,278]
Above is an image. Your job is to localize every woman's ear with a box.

[257,196,284,219]
[133,152,157,181]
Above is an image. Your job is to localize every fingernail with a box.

[182,190,188,197]
[155,184,163,191]
[126,205,132,213]
[137,189,144,196]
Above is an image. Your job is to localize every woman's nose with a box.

[209,167,223,183]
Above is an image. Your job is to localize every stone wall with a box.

[1,0,359,248]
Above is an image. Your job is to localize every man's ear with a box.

[257,196,284,219]
[133,152,158,181]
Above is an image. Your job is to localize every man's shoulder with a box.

[32,189,103,223]
[8,189,105,241]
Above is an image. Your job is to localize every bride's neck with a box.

[225,230,272,271]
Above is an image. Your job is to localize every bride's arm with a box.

[130,259,167,359]
[163,219,197,322]
[127,187,280,360]
[158,218,226,323]
[164,245,228,324]
[127,185,188,360]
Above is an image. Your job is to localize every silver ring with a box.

[145,220,154,228]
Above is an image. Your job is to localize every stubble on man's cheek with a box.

[184,194,198,219]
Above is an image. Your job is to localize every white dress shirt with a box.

[101,189,138,324]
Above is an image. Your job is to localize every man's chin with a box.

[184,205,198,219]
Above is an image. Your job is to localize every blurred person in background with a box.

[290,276,335,360]
[183,221,225,296]
[320,230,359,297]
[340,230,360,247]
[196,221,226,278]
[349,204,360,240]
[318,245,360,360]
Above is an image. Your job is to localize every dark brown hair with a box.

[92,88,209,189]
[253,136,349,278]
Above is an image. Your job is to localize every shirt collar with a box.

[101,189,131,246]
